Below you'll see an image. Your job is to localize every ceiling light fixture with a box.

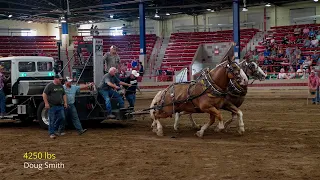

[314,0,318,2]
[89,20,93,23]
[265,3,271,7]
[27,21,33,23]
[110,15,114,18]
[155,9,159,18]
[8,14,12,18]
[166,12,170,16]
[60,19,66,23]
[211,10,215,12]
[206,9,211,11]
[242,0,248,11]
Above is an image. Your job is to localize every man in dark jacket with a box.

[124,70,140,108]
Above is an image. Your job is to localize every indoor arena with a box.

[0,0,320,179]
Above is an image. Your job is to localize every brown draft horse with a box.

[174,60,267,134]
[149,57,248,138]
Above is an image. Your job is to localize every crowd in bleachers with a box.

[247,24,320,80]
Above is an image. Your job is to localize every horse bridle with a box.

[244,62,263,81]
[226,62,246,95]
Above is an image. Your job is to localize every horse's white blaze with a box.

[239,69,249,86]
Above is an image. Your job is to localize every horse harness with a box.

[157,63,245,111]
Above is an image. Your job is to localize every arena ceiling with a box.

[0,0,314,24]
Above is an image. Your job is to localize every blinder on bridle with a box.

[226,61,242,81]
[245,61,262,80]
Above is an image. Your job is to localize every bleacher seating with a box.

[72,34,157,65]
[0,36,58,58]
[161,29,259,71]
[255,24,320,72]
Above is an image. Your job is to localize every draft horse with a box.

[174,60,267,134]
[149,57,248,138]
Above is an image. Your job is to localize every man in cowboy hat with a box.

[103,45,120,73]
[58,77,93,136]
[123,70,141,108]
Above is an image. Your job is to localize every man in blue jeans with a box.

[0,65,9,117]
[58,77,93,135]
[43,74,68,139]
[124,70,141,108]
[98,67,131,119]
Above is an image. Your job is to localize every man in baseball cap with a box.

[58,76,93,135]
[123,70,141,108]
[43,73,67,139]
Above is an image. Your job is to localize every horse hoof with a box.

[237,129,245,135]
[195,131,203,138]
[156,130,164,136]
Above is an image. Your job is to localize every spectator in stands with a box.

[270,37,275,45]
[94,25,99,36]
[316,31,320,41]
[294,26,301,36]
[302,56,312,72]
[303,26,310,37]
[122,24,127,35]
[308,69,319,104]
[309,28,315,38]
[97,67,131,119]
[124,70,140,108]
[127,62,132,71]
[303,37,311,47]
[139,62,144,76]
[8,53,13,57]
[90,25,94,36]
[288,66,296,79]
[259,53,265,63]
[305,69,310,79]
[131,59,138,68]
[311,51,319,63]
[103,45,120,73]
[294,47,301,60]
[311,37,319,47]
[42,74,67,139]
[277,47,284,58]
[282,36,289,44]
[285,47,292,58]
[252,51,259,62]
[289,34,296,44]
[278,68,289,79]
[263,47,271,57]
[271,47,277,57]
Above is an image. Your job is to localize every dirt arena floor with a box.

[0,91,320,180]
